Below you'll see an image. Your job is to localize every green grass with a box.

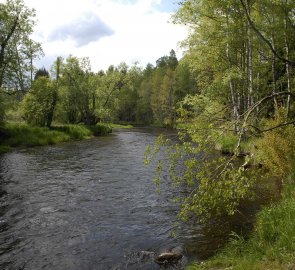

[0,145,11,154]
[188,182,295,270]
[108,123,133,129]
[50,125,92,140]
[0,122,112,152]
[86,123,112,135]
[2,123,71,147]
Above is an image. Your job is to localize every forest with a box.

[1,0,295,269]
[0,0,196,128]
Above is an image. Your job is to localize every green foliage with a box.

[254,111,295,180]
[0,145,11,154]
[86,123,112,136]
[107,123,133,129]
[57,56,98,124]
[22,77,57,127]
[2,123,70,147]
[50,125,92,140]
[34,67,50,80]
[0,122,112,149]
[145,123,255,223]
[188,183,295,270]
[215,133,239,154]
[144,0,295,227]
[0,92,4,123]
[0,0,43,91]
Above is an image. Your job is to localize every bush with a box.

[86,123,112,136]
[215,133,239,154]
[22,77,57,127]
[254,112,295,181]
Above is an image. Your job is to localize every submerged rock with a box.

[117,247,186,270]
[155,252,183,265]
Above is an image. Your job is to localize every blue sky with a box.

[120,0,179,12]
[23,0,187,71]
[157,0,180,12]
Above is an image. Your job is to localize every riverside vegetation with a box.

[1,0,295,269]
[0,123,112,153]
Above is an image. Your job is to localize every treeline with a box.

[2,51,197,127]
[1,0,295,142]
[0,0,198,128]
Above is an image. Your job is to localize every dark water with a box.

[0,128,252,270]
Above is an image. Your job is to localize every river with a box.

[0,128,252,270]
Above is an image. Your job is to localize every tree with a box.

[146,0,295,222]
[34,67,49,80]
[136,64,154,124]
[94,63,127,122]
[0,0,43,92]
[22,76,56,127]
[57,56,99,125]
[116,64,141,122]
[0,92,4,123]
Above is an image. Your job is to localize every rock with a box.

[154,251,183,265]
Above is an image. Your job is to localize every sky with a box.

[21,0,188,71]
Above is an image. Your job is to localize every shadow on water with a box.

[0,128,274,270]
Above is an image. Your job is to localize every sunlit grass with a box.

[0,122,112,152]
[108,123,133,129]
[188,182,295,270]
[2,123,71,147]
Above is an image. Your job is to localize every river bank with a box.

[186,145,295,269]
[0,122,115,153]
[187,181,295,270]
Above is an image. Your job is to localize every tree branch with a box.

[250,120,295,133]
[239,0,295,66]
[234,91,295,155]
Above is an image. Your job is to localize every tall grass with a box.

[86,123,112,135]
[188,182,295,270]
[0,123,112,152]
[2,123,71,147]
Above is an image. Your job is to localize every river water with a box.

[0,128,252,270]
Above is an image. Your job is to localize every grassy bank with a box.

[0,122,112,153]
[108,123,134,129]
[188,180,295,270]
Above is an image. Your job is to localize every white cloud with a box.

[23,0,187,71]
[49,13,114,47]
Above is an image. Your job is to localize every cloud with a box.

[49,13,114,47]
[27,0,188,71]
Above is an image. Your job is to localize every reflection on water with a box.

[0,128,254,270]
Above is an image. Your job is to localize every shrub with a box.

[86,123,112,136]
[254,112,295,181]
[215,132,238,154]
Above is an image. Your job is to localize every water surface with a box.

[0,128,247,270]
